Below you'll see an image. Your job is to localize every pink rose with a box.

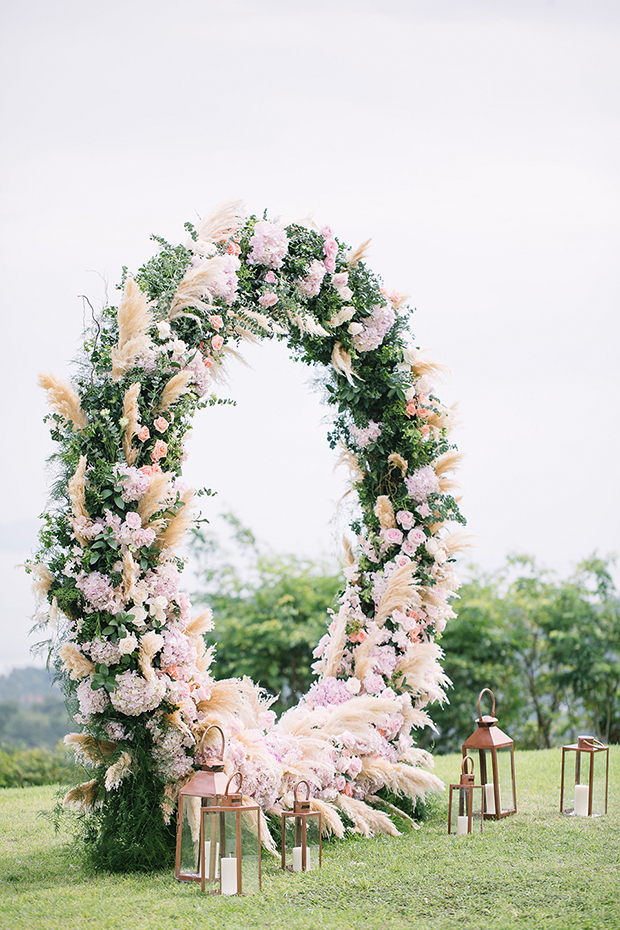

[405,400,418,418]
[258,293,279,308]
[408,527,427,546]
[137,426,150,442]
[208,314,223,330]
[151,439,168,463]
[211,335,224,351]
[323,238,338,258]
[321,225,334,238]
[264,270,277,284]
[396,510,415,530]
[380,527,404,547]
[125,511,142,530]
[323,257,336,273]
[395,554,412,568]
[153,416,168,433]
[402,539,419,557]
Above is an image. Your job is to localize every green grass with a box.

[1,748,619,930]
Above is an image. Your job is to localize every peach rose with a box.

[153,416,168,433]
[211,335,224,351]
[150,439,168,463]
[137,425,150,441]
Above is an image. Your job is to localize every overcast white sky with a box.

[1,0,619,672]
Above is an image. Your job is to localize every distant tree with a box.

[191,517,341,711]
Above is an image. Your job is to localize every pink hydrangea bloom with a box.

[208,254,240,306]
[349,420,382,448]
[110,671,166,715]
[297,259,326,297]
[76,571,122,614]
[405,466,440,502]
[247,221,289,269]
[115,464,152,502]
[352,304,396,352]
[77,677,109,716]
[184,352,212,396]
[85,638,122,666]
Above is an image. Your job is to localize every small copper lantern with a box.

[200,772,262,895]
[448,755,484,835]
[175,725,230,882]
[560,735,609,817]
[281,780,322,872]
[462,688,517,819]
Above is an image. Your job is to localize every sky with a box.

[1,0,619,673]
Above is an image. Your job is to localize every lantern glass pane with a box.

[179,796,202,878]
[283,812,321,871]
[239,810,261,894]
[496,746,515,814]
[449,785,483,834]
[202,808,223,888]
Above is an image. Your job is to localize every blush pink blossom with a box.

[151,439,168,463]
[153,416,168,433]
[208,314,223,330]
[137,426,150,442]
[405,465,440,501]
[264,270,277,284]
[396,510,415,530]
[211,334,224,351]
[298,259,326,297]
[247,221,289,269]
[380,527,404,546]
[258,292,279,308]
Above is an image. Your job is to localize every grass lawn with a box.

[1,748,618,930]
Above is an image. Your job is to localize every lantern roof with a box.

[179,769,230,798]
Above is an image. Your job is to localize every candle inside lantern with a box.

[484,783,496,815]
[574,784,589,816]
[292,847,303,872]
[220,857,238,895]
[457,815,469,835]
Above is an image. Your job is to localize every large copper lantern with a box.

[448,755,484,835]
[175,725,230,882]
[560,735,609,817]
[281,780,322,872]
[200,773,262,895]
[462,688,516,819]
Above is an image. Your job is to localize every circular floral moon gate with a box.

[31,202,466,871]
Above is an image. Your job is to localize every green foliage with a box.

[192,519,341,711]
[429,555,620,752]
[0,743,78,788]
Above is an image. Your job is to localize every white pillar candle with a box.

[220,857,238,895]
[484,783,496,816]
[574,784,589,816]
[457,815,469,835]
[292,846,303,872]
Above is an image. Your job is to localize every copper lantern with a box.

[281,780,322,872]
[560,735,609,817]
[462,688,517,819]
[200,772,262,895]
[175,725,231,882]
[448,755,484,835]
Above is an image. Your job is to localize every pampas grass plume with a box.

[374,495,396,529]
[38,373,88,431]
[159,371,194,411]
[58,642,95,680]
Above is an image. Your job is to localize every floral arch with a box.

[31,201,466,871]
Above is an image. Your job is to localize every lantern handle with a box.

[477,688,496,720]
[578,736,606,750]
[200,724,226,759]
[224,771,244,796]
[462,755,475,776]
[294,780,311,803]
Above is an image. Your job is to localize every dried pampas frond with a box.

[104,751,133,791]
[29,562,54,601]
[68,455,89,528]
[337,794,400,837]
[388,452,408,477]
[308,798,345,838]
[375,563,422,626]
[38,373,87,431]
[331,343,361,385]
[161,782,177,824]
[328,305,356,327]
[361,757,443,800]
[138,630,164,682]
[393,641,449,702]
[137,472,171,525]
[433,449,463,477]
[166,709,194,740]
[159,371,194,411]
[322,696,401,735]
[342,536,355,567]
[195,640,215,673]
[407,348,450,381]
[353,626,385,682]
[196,199,245,243]
[64,733,117,764]
[58,642,95,680]
[347,239,372,268]
[122,382,141,465]
[322,610,348,679]
[110,279,154,380]
[441,531,474,558]
[122,551,138,600]
[184,608,213,637]
[156,488,195,550]
[168,254,236,320]
[63,779,100,812]
[374,495,396,529]
[335,443,365,483]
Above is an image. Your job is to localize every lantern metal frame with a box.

[174,724,231,883]
[200,772,262,896]
[280,780,322,872]
[560,735,609,817]
[461,688,517,819]
[448,755,484,835]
